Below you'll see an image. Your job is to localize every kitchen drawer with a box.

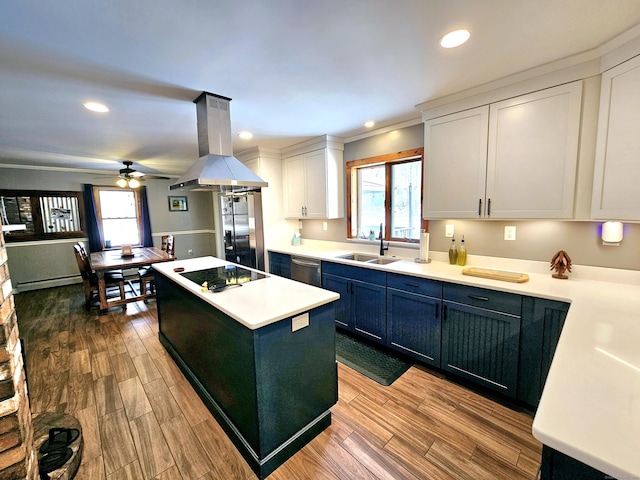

[443,283,522,316]
[387,273,442,298]
[321,261,386,285]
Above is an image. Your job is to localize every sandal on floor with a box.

[39,427,80,454]
[39,447,72,475]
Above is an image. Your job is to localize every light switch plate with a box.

[292,312,310,332]
[504,225,516,241]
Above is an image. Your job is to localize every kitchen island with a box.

[152,256,339,479]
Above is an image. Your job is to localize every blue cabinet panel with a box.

[443,283,522,316]
[352,280,386,341]
[269,252,291,279]
[442,301,521,397]
[321,262,386,343]
[387,287,441,366]
[322,273,352,330]
[387,273,442,298]
[518,297,569,407]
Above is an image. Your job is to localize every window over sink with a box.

[346,148,426,242]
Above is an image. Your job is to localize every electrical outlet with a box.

[445,224,454,238]
[322,221,328,231]
[292,312,309,332]
[504,226,516,241]
[188,249,194,255]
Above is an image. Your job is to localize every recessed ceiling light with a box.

[364,120,375,128]
[238,131,253,139]
[83,102,109,113]
[439,29,470,48]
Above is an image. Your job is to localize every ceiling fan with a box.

[116,161,169,188]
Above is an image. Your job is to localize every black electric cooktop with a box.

[180,265,267,292]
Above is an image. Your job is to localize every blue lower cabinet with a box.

[322,273,352,330]
[268,252,291,278]
[442,301,521,397]
[321,262,387,344]
[387,288,441,367]
[518,297,569,407]
[351,279,386,342]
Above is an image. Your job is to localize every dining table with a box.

[90,246,174,314]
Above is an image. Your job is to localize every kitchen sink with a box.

[338,253,399,265]
[366,257,399,265]
[338,253,378,262]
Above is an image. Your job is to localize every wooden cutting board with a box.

[462,267,529,283]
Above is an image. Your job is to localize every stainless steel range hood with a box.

[170,92,268,192]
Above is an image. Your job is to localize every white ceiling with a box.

[2,1,640,179]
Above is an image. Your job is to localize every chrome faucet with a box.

[379,223,389,256]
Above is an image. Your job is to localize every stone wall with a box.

[0,219,36,479]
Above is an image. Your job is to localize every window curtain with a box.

[83,184,103,252]
[140,186,153,247]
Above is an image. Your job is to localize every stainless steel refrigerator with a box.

[220,190,265,271]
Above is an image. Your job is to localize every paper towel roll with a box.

[419,231,430,261]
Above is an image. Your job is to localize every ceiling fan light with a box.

[128,178,140,188]
[116,178,128,188]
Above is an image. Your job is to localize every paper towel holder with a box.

[601,221,623,246]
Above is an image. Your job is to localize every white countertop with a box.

[271,242,640,478]
[152,256,339,330]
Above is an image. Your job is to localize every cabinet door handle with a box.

[487,198,491,217]
[435,303,439,318]
[443,304,447,320]
[478,198,482,216]
[468,295,489,302]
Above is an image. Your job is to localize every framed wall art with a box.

[168,196,188,212]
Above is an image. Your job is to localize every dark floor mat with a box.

[335,331,411,386]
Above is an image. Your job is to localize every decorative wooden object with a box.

[550,250,572,279]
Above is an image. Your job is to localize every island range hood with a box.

[170,92,268,192]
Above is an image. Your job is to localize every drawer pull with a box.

[468,295,489,302]
[404,283,420,288]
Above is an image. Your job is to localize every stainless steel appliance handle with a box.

[291,258,321,268]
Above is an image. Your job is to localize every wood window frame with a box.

[0,189,86,242]
[346,148,427,242]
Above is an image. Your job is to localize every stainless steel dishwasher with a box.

[291,256,322,287]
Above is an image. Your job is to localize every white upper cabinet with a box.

[282,136,344,219]
[423,81,582,219]
[486,82,582,219]
[423,106,489,218]
[591,55,640,220]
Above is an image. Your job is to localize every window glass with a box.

[97,189,141,247]
[357,165,385,239]
[391,161,422,240]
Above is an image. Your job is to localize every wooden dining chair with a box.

[138,234,175,299]
[73,243,126,311]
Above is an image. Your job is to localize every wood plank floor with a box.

[16,284,541,479]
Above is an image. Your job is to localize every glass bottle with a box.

[448,237,458,265]
[457,235,467,266]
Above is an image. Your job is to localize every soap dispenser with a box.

[448,237,458,265]
[457,235,467,266]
